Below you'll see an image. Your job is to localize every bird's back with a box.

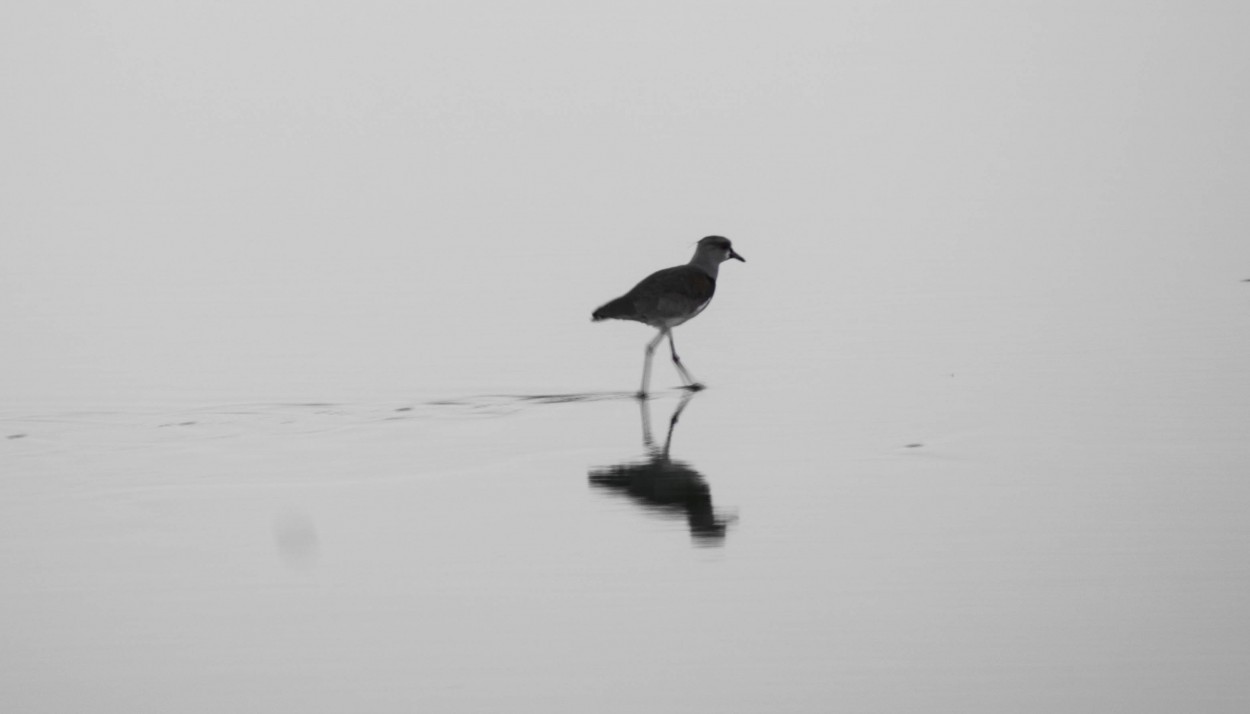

[592,265,716,327]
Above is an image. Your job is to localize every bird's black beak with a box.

[730,249,745,262]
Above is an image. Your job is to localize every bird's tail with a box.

[591,296,634,322]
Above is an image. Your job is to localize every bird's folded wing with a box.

[636,266,716,318]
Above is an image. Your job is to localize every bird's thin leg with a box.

[667,330,705,391]
[638,329,665,398]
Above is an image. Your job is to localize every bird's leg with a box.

[667,330,705,391]
[638,329,665,398]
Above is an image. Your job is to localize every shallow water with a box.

[6,2,1250,711]
[5,262,1250,712]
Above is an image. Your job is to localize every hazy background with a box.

[3,2,1249,712]
[5,0,1246,406]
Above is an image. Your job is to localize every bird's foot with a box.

[680,383,706,392]
[634,390,650,400]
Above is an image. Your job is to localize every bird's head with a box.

[696,235,745,264]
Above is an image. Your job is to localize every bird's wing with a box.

[631,266,716,320]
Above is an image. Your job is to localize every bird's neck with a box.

[688,253,721,279]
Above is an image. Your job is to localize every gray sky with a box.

[3,1,1248,403]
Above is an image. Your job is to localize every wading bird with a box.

[592,236,745,397]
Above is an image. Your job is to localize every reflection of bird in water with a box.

[588,392,734,544]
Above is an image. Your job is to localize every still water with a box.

[5,3,1250,708]
[3,251,1248,712]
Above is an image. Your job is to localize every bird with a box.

[591,235,745,397]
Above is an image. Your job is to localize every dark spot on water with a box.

[274,512,320,566]
[395,407,413,412]
[7,433,27,440]
[905,443,923,448]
